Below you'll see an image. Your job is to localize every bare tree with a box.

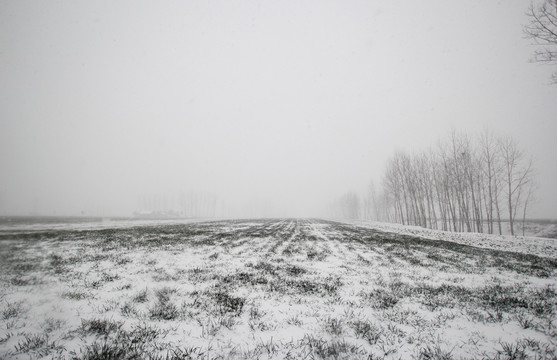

[366,181,384,221]
[524,0,557,83]
[521,180,537,236]
[479,129,504,234]
[499,137,534,236]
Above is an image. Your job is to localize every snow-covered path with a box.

[347,219,557,259]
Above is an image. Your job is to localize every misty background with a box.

[1,1,556,219]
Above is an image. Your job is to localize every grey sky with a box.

[1,1,556,218]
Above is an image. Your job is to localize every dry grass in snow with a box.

[0,219,556,359]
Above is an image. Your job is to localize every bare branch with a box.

[524,0,557,82]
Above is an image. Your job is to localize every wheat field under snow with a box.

[0,218,556,359]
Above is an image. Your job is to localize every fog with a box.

[1,1,557,219]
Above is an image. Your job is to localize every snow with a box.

[0,218,556,359]
[0,217,210,234]
[347,219,557,259]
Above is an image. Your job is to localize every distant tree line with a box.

[368,130,536,236]
[330,192,361,220]
[137,192,218,218]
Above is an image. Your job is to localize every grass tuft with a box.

[149,301,179,321]
[14,333,61,357]
[77,340,141,360]
[323,316,343,336]
[1,301,23,320]
[62,290,90,300]
[350,320,382,344]
[497,342,527,360]
[365,290,399,309]
[132,288,149,303]
[418,343,454,360]
[80,318,123,337]
[211,291,245,316]
[301,335,364,358]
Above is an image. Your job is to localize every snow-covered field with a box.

[347,220,557,259]
[0,219,556,359]
[0,216,207,234]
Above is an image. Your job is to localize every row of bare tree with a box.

[369,131,536,235]
[137,192,218,218]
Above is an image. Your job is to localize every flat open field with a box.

[1,219,556,359]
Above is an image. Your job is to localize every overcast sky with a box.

[1,0,556,218]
